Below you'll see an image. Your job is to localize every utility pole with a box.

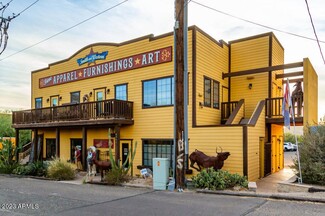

[174,0,185,191]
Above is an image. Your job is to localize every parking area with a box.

[284,151,297,167]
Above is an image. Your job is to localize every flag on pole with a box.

[282,79,291,129]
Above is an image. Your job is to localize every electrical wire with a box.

[191,0,325,44]
[304,0,325,64]
[0,0,128,62]
[14,0,40,19]
[1,0,39,21]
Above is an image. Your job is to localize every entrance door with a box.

[51,96,59,107]
[95,89,104,116]
[50,96,59,120]
[120,140,132,171]
[259,137,265,178]
[71,139,83,163]
[264,142,271,176]
[46,139,56,160]
[122,143,129,168]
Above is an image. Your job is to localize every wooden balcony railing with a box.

[221,101,239,120]
[265,96,303,118]
[12,99,133,125]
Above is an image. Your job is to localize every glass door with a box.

[50,95,59,120]
[95,89,104,117]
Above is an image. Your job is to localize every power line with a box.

[1,0,39,21]
[304,0,325,64]
[14,0,40,18]
[191,0,325,44]
[0,0,128,62]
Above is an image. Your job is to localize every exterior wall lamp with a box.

[46,98,50,103]
[107,89,110,94]
[199,102,204,108]
[89,92,92,97]
[59,96,62,101]
[248,83,253,90]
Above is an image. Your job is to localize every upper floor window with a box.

[204,77,220,109]
[115,84,127,101]
[143,76,174,108]
[213,80,220,109]
[70,91,80,104]
[35,97,42,109]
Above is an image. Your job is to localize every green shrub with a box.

[47,158,75,180]
[291,125,325,185]
[104,129,137,185]
[0,139,20,174]
[104,168,130,185]
[13,161,47,176]
[192,168,248,190]
[0,163,19,174]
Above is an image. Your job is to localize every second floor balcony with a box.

[221,96,304,126]
[12,99,134,129]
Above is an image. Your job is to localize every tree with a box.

[284,132,302,143]
[0,114,31,145]
[0,114,15,137]
[291,125,325,185]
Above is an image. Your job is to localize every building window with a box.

[204,77,220,109]
[35,97,42,109]
[143,76,174,108]
[204,78,211,107]
[115,84,127,101]
[143,139,173,168]
[70,91,80,104]
[213,80,220,109]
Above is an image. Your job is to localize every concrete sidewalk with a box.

[198,167,325,203]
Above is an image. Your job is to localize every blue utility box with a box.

[153,158,169,190]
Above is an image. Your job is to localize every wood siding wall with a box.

[247,107,265,181]
[195,30,229,125]
[303,58,318,126]
[32,32,177,169]
[189,126,244,176]
[230,36,270,117]
[271,36,284,98]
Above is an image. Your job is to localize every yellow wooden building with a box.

[12,26,318,181]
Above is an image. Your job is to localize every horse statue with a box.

[92,159,112,182]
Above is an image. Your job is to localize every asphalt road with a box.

[0,176,324,216]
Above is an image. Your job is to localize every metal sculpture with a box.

[291,81,303,116]
[92,159,112,182]
[189,147,230,171]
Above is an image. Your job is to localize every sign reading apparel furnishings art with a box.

[39,46,172,88]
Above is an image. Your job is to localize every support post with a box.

[174,0,185,190]
[115,125,121,166]
[33,129,38,162]
[15,129,20,162]
[82,127,87,171]
[55,128,60,158]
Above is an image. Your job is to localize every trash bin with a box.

[153,158,169,190]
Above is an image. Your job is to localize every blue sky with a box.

[0,0,324,119]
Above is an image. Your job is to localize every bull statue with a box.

[189,147,230,172]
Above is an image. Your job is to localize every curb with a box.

[196,189,325,204]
